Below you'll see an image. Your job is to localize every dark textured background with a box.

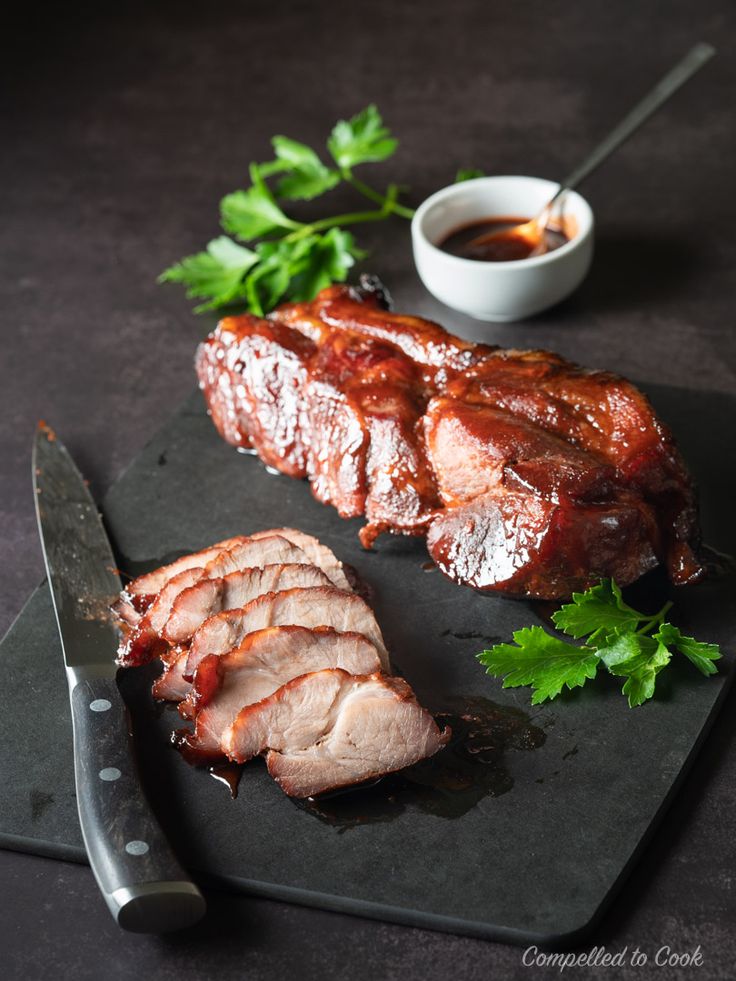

[2,1,735,978]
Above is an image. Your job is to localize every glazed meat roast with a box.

[196,277,704,600]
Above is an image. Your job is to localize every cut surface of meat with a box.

[196,282,704,599]
[115,533,316,667]
[248,528,351,591]
[163,563,334,645]
[119,537,248,614]
[186,585,389,676]
[112,596,142,629]
[114,528,452,802]
[221,668,450,797]
[117,567,205,667]
[151,650,192,702]
[178,626,382,758]
[202,535,309,579]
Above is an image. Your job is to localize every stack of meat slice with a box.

[114,529,448,797]
[196,277,705,600]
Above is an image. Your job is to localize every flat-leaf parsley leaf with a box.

[477,579,722,708]
[159,106,483,315]
[478,627,599,704]
[327,104,398,170]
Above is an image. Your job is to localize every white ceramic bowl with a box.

[411,176,594,322]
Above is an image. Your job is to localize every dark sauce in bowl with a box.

[439,216,569,262]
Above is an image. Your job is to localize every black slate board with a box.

[1,384,734,945]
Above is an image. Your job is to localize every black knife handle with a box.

[69,673,206,933]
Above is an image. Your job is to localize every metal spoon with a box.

[467,42,716,255]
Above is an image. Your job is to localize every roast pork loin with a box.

[114,529,449,799]
[197,281,705,599]
[177,626,382,758]
[185,585,390,676]
[116,532,349,667]
[221,668,450,798]
[162,564,334,646]
[117,536,248,616]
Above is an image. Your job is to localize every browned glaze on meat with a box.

[195,317,315,475]
[196,277,704,599]
[302,331,439,541]
[272,281,494,387]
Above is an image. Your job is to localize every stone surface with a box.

[1,0,735,978]
[2,386,733,946]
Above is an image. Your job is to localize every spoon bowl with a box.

[466,209,550,255]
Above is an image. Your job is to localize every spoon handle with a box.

[551,41,715,206]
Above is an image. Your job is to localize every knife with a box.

[32,423,206,933]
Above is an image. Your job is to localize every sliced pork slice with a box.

[186,586,390,676]
[112,596,142,629]
[118,567,205,667]
[245,528,351,591]
[145,568,206,634]
[116,534,314,667]
[178,626,382,758]
[163,564,334,645]
[120,536,248,614]
[202,535,309,578]
[221,669,450,797]
[152,649,192,702]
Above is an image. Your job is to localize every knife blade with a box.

[32,423,206,933]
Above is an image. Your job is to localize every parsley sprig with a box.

[159,105,483,316]
[477,580,721,707]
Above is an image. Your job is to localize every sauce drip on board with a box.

[439,216,569,262]
[208,762,244,798]
[290,695,546,830]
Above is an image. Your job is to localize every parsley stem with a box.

[635,600,673,634]
[283,188,400,243]
[342,170,415,220]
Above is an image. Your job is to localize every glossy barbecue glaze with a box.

[196,316,314,475]
[196,279,705,599]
